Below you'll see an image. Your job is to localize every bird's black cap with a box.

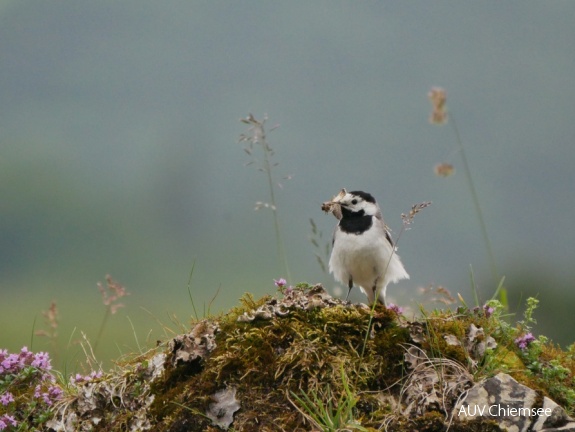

[349,190,376,204]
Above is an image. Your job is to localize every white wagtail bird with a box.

[323,189,409,306]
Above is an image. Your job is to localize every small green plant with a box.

[239,114,291,282]
[539,358,575,410]
[507,297,575,413]
[289,363,368,432]
[518,296,539,329]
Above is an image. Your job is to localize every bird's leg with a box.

[373,277,386,306]
[345,278,354,301]
[376,290,386,307]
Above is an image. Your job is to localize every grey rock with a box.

[168,319,219,366]
[207,387,241,430]
[453,373,575,432]
[535,397,575,431]
[237,284,355,323]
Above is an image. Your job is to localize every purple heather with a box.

[515,333,536,350]
[31,352,51,370]
[387,303,404,314]
[274,278,287,288]
[483,304,494,318]
[0,392,14,406]
[0,414,17,430]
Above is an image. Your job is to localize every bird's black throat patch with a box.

[339,208,373,235]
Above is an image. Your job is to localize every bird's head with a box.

[330,189,379,216]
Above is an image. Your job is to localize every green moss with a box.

[148,284,415,430]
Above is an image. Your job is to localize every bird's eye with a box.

[351,199,358,205]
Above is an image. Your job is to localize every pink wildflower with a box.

[0,414,18,430]
[483,304,494,318]
[515,333,536,350]
[274,278,287,288]
[387,303,404,314]
[0,392,14,406]
[1,354,19,373]
[31,352,51,370]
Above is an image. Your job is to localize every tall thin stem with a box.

[450,115,499,285]
[360,202,430,358]
[93,308,110,354]
[359,228,407,359]
[260,127,292,283]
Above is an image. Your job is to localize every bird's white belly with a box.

[330,231,388,285]
[329,228,409,299]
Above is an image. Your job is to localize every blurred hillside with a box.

[1,1,574,365]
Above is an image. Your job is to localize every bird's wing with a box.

[373,215,395,248]
[331,224,339,247]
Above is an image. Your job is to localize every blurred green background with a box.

[1,1,574,368]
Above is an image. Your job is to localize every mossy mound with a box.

[152,284,410,431]
[46,283,575,431]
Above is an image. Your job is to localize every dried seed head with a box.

[434,162,455,177]
[401,201,432,226]
[97,275,130,314]
[428,87,448,125]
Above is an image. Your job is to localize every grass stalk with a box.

[186,258,199,321]
[360,202,430,358]
[359,225,406,359]
[429,88,506,307]
[94,275,130,354]
[261,131,291,283]
[289,363,367,431]
[93,308,110,354]
[239,114,291,282]
[450,115,499,285]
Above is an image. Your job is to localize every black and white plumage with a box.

[327,189,409,305]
